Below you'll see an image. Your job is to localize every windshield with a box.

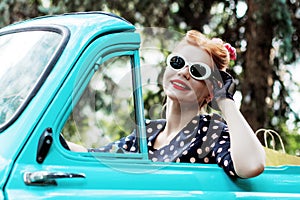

[0,30,63,127]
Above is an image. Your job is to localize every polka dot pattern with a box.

[88,114,238,178]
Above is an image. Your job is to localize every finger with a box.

[219,71,233,81]
[227,81,236,96]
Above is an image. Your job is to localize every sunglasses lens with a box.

[169,56,185,70]
[190,64,208,79]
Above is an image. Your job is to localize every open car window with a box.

[62,55,139,153]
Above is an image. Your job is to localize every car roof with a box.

[0,11,136,37]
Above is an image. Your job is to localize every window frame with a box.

[56,32,148,161]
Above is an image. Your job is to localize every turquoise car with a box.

[0,12,299,199]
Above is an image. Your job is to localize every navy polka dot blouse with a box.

[89,114,239,178]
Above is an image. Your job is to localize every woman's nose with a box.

[179,65,190,79]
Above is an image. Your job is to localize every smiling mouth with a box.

[171,80,191,91]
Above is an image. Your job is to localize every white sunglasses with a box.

[166,53,212,80]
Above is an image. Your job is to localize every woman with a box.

[68,30,265,178]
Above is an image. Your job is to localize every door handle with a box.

[24,171,85,186]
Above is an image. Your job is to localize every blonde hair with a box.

[179,30,230,70]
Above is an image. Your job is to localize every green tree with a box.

[241,0,298,150]
[0,0,299,154]
[0,0,41,26]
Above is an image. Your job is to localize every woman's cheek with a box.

[162,68,173,86]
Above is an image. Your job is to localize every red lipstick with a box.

[170,79,191,91]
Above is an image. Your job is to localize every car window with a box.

[62,55,138,152]
[0,30,63,127]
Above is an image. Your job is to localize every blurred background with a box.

[0,0,299,155]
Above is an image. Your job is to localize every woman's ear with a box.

[205,79,214,95]
[199,93,213,108]
[205,94,213,103]
[207,83,214,103]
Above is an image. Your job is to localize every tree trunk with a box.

[241,0,274,135]
[6,0,41,25]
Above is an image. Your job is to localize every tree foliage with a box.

[0,0,299,154]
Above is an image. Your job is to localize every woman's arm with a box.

[210,71,265,178]
[66,141,88,152]
[218,98,265,178]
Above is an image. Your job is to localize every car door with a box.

[3,32,153,200]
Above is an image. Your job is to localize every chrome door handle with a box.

[24,171,85,186]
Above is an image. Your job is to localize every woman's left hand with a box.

[209,70,236,110]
